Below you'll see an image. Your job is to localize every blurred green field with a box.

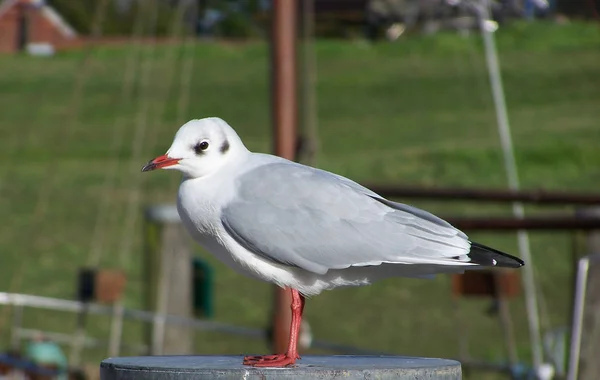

[0,20,599,378]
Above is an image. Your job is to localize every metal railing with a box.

[0,292,385,360]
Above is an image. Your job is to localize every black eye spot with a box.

[220,140,230,154]
[194,141,209,154]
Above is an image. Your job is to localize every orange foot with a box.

[243,354,299,367]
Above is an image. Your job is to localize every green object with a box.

[24,340,68,380]
[192,257,214,318]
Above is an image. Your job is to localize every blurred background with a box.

[0,0,599,379]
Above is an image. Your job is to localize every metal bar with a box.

[494,277,519,366]
[567,253,600,380]
[365,184,600,205]
[142,205,600,230]
[152,244,173,356]
[151,314,166,356]
[1,293,394,357]
[0,292,265,339]
[10,304,23,350]
[446,216,600,231]
[309,339,388,355]
[567,256,591,380]
[16,327,148,353]
[69,302,89,367]
[108,302,125,357]
[0,292,531,376]
[270,0,298,355]
[474,8,541,361]
[271,0,298,156]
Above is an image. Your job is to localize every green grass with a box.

[0,20,599,377]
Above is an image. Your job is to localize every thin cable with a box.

[464,1,553,349]
[3,0,111,300]
[443,3,518,366]
[0,3,101,340]
[61,0,111,142]
[70,2,148,367]
[116,0,160,266]
[169,3,199,192]
[175,3,198,126]
[475,0,543,369]
[134,0,189,200]
[117,0,186,269]
[86,0,147,268]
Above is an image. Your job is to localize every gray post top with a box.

[145,204,181,223]
[100,355,462,380]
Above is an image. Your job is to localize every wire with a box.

[86,0,147,268]
[170,2,199,191]
[117,0,190,269]
[115,0,160,271]
[1,0,110,319]
[474,0,543,370]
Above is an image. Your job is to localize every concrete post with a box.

[101,355,462,380]
[144,205,194,355]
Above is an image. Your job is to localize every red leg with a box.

[243,289,305,367]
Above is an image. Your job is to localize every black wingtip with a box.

[468,242,525,268]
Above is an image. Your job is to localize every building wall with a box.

[0,2,80,53]
[0,4,20,53]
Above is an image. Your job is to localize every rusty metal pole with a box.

[270,0,298,354]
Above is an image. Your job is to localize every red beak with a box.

[141,155,180,172]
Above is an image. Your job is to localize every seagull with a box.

[142,117,524,367]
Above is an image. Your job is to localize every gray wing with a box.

[221,162,472,275]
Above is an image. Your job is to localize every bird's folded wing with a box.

[221,162,472,275]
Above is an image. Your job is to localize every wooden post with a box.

[270,0,298,354]
[145,205,194,355]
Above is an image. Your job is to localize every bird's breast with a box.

[177,183,220,240]
[176,178,251,271]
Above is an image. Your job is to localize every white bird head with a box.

[141,117,247,179]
